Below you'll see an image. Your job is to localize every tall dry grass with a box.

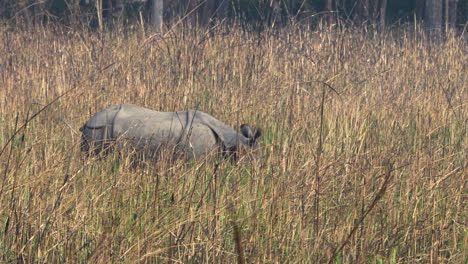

[0,23,466,263]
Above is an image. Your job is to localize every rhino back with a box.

[112,105,188,152]
[112,105,185,138]
[111,107,222,157]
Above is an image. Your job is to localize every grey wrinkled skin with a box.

[80,104,262,161]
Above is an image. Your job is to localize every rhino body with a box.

[80,104,261,160]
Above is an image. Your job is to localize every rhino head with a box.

[220,124,262,162]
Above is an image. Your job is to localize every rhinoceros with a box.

[80,104,262,161]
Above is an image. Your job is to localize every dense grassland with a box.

[0,23,466,263]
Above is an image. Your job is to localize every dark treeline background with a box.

[1,0,467,34]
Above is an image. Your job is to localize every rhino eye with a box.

[224,145,237,153]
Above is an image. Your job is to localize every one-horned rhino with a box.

[80,104,262,161]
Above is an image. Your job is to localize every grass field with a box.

[0,23,466,263]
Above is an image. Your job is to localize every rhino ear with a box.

[253,127,262,141]
[241,124,262,142]
[241,124,254,139]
